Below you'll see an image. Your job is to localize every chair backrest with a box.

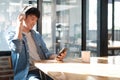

[0,56,14,80]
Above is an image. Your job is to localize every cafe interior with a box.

[1,0,120,80]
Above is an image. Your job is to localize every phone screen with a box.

[58,48,67,55]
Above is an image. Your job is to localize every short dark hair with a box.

[25,7,40,18]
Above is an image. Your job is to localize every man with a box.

[6,6,66,80]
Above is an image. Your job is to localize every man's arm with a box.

[14,14,25,40]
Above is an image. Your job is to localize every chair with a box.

[0,56,14,80]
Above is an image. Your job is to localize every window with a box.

[42,0,82,58]
[86,0,97,56]
[108,0,120,55]
[0,0,37,51]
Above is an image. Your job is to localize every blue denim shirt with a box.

[7,30,52,80]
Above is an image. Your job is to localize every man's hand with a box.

[15,14,25,39]
[56,51,67,61]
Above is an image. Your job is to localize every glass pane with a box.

[108,0,113,55]
[112,0,120,55]
[0,0,37,51]
[42,0,53,53]
[108,0,120,55]
[86,0,97,57]
[114,1,120,40]
[42,0,82,58]
[56,0,82,58]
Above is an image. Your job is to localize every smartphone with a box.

[58,48,67,56]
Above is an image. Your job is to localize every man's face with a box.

[24,14,38,30]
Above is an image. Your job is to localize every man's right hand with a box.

[16,14,25,39]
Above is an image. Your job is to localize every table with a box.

[34,58,120,80]
[87,40,120,55]
[87,40,120,50]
